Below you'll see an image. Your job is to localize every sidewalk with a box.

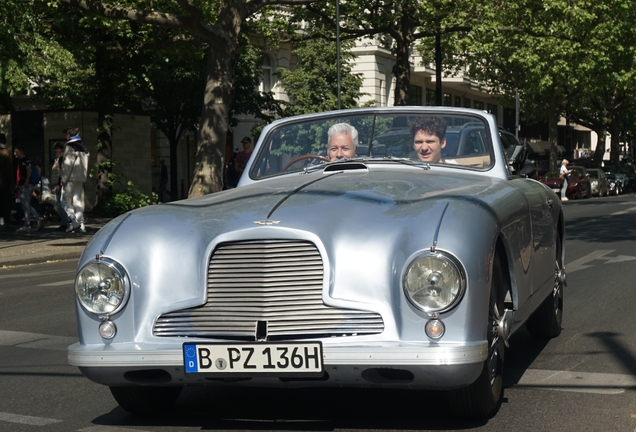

[0,217,111,267]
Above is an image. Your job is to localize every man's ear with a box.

[441,138,446,148]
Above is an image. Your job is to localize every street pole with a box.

[515,89,520,140]
[336,0,341,110]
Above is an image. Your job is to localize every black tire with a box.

[526,236,564,339]
[109,386,182,415]
[446,256,505,419]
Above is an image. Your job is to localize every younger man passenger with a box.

[410,116,447,163]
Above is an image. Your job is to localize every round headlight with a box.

[403,251,466,313]
[75,259,130,315]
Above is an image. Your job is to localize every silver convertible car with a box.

[68,107,565,419]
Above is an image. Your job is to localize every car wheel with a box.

[526,236,564,339]
[446,255,505,419]
[109,386,182,415]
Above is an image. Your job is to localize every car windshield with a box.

[250,112,493,179]
[588,171,599,179]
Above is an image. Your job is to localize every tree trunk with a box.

[93,47,113,210]
[609,122,621,165]
[592,128,607,167]
[188,43,239,198]
[547,95,560,172]
[392,39,411,106]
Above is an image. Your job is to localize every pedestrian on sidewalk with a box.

[50,141,69,231]
[60,127,89,233]
[0,134,14,229]
[13,145,43,232]
[559,159,572,201]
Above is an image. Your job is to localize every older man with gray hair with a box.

[327,123,358,161]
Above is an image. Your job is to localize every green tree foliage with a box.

[457,0,604,169]
[58,0,319,198]
[293,0,484,106]
[277,38,364,116]
[0,0,76,112]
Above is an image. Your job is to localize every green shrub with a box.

[91,162,158,217]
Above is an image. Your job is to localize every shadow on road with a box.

[88,330,558,431]
[565,211,636,243]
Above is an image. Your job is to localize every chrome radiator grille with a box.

[154,240,384,340]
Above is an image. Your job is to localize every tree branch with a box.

[58,0,221,42]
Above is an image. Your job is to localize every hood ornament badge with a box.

[253,220,281,225]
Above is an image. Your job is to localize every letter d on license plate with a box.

[183,342,323,375]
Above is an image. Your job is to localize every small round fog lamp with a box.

[99,320,117,339]
[425,319,445,339]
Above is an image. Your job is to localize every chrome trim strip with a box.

[99,213,131,256]
[68,342,487,367]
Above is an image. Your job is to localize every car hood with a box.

[80,167,516,340]
[94,169,502,252]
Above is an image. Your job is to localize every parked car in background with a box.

[604,172,623,195]
[605,165,636,192]
[69,107,565,420]
[539,165,591,199]
[587,168,609,196]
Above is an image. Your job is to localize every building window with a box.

[464,98,471,108]
[260,55,273,93]
[408,85,422,105]
[474,100,484,110]
[426,89,436,106]
[454,96,461,107]
[487,103,498,115]
[443,93,452,106]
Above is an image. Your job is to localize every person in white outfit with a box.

[559,159,572,201]
[60,127,89,233]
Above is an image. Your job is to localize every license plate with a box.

[183,342,323,375]
[552,188,560,193]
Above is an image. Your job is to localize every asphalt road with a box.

[1,193,636,431]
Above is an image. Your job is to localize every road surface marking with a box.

[0,330,76,351]
[38,279,74,287]
[78,426,151,431]
[0,269,72,280]
[566,250,614,273]
[0,411,62,426]
[512,368,636,394]
[612,206,636,215]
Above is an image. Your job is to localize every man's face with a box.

[328,132,356,161]
[13,149,23,159]
[242,141,252,152]
[413,130,446,163]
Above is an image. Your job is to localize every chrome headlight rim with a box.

[402,250,467,314]
[75,257,130,316]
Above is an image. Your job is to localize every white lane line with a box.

[612,205,636,215]
[78,426,151,431]
[0,269,72,280]
[38,279,74,287]
[513,368,636,394]
[0,411,62,426]
[0,330,77,351]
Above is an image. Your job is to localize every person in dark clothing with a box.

[13,145,43,232]
[0,133,13,229]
